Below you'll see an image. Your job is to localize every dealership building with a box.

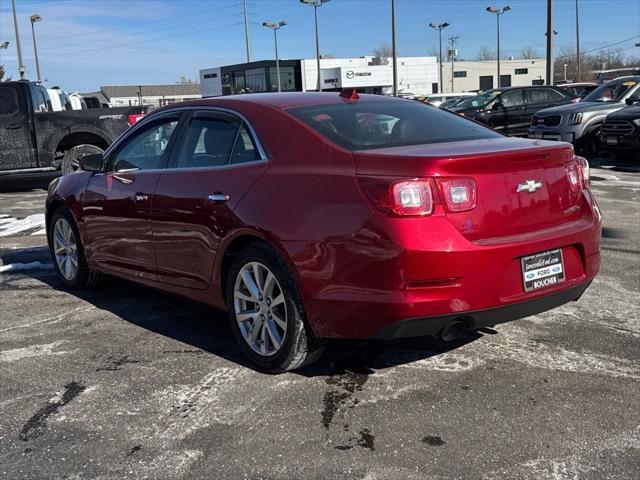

[199,56,547,98]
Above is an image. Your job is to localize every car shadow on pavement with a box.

[10,256,485,377]
[589,156,640,174]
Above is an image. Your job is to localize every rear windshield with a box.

[288,99,500,150]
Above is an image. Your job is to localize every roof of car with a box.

[168,92,400,111]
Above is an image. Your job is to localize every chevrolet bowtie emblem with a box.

[517,180,543,193]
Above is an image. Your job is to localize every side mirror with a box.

[491,101,503,110]
[80,153,104,172]
[625,97,639,106]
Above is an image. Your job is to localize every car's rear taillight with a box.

[576,155,590,187]
[356,177,435,217]
[436,178,477,212]
[128,113,144,126]
[391,180,434,216]
[567,162,581,192]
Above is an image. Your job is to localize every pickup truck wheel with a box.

[61,144,103,175]
[48,207,102,289]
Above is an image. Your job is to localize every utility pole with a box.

[11,0,26,79]
[545,0,554,85]
[448,35,459,93]
[391,0,398,96]
[575,0,580,82]
[243,0,252,63]
[429,22,450,94]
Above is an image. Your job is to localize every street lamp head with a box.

[300,0,329,5]
[30,14,42,23]
[429,22,436,29]
[262,21,276,28]
[0,41,9,49]
[278,20,287,27]
[440,22,450,28]
[486,6,498,13]
[503,5,511,12]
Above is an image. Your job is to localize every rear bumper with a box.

[370,281,590,340]
[287,190,601,340]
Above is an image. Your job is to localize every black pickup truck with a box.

[0,80,146,178]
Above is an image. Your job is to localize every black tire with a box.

[225,241,323,373]
[48,207,102,289]
[577,126,601,159]
[61,145,104,175]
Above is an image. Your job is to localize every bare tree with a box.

[476,46,497,61]
[373,44,393,59]
[520,47,539,59]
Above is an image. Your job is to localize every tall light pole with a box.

[486,6,511,88]
[11,0,26,79]
[243,0,252,63]
[391,0,397,96]
[429,22,450,94]
[300,0,330,92]
[263,21,287,92]
[30,14,42,83]
[575,0,581,82]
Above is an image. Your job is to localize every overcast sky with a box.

[0,0,638,92]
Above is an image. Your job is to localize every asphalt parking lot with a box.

[0,158,638,480]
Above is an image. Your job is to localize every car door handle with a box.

[208,193,229,202]
[6,123,23,130]
[134,193,149,203]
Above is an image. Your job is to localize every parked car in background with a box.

[594,67,640,84]
[451,86,576,136]
[439,96,475,110]
[557,82,598,101]
[529,76,640,156]
[69,92,87,110]
[46,91,601,372]
[0,80,146,178]
[599,99,640,160]
[423,92,476,107]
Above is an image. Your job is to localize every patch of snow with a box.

[30,228,47,236]
[0,340,68,363]
[0,213,46,237]
[0,261,52,273]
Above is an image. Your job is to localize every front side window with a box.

[175,116,260,168]
[111,119,179,172]
[288,99,501,151]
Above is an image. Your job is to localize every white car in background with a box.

[47,87,85,111]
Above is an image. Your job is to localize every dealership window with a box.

[269,66,295,92]
[515,68,529,75]
[453,71,467,78]
[232,71,246,94]
[245,68,267,93]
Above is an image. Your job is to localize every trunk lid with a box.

[354,138,585,242]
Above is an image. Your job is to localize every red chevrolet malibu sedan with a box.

[46,91,601,372]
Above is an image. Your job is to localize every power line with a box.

[555,34,640,60]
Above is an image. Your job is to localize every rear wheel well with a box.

[220,235,269,303]
[55,132,109,158]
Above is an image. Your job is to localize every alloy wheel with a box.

[53,217,78,281]
[233,261,287,357]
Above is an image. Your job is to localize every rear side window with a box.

[288,100,500,150]
[0,87,19,116]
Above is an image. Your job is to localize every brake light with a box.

[566,162,580,192]
[391,180,434,216]
[576,155,590,187]
[128,113,144,126]
[356,177,435,216]
[436,178,477,212]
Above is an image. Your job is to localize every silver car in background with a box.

[528,76,640,156]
